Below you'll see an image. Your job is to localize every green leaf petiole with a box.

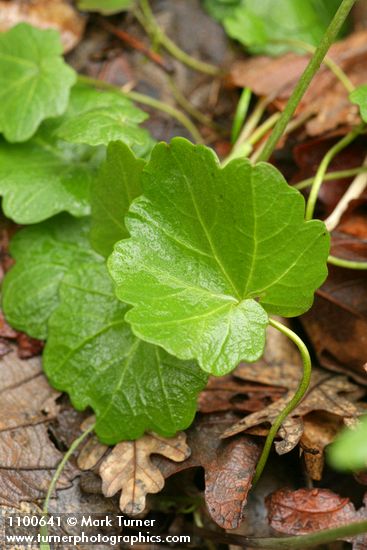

[252,318,312,485]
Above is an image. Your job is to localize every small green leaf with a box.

[0,128,100,224]
[0,23,76,142]
[44,262,208,444]
[55,84,153,154]
[205,0,344,56]
[90,142,145,258]
[77,0,134,14]
[350,85,367,122]
[108,138,330,376]
[2,215,100,339]
[328,416,367,471]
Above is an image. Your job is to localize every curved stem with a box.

[270,38,354,93]
[328,255,367,270]
[252,319,312,485]
[295,166,367,190]
[40,425,95,549]
[194,520,367,548]
[138,0,222,76]
[258,0,357,163]
[305,124,364,220]
[77,75,203,143]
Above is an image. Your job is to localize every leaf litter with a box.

[0,2,367,547]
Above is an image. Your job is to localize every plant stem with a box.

[270,38,355,93]
[328,255,367,269]
[167,75,221,131]
[295,166,367,190]
[231,87,252,143]
[138,0,222,76]
[252,319,312,485]
[40,424,95,550]
[258,0,357,163]
[193,520,367,548]
[305,124,364,220]
[77,74,203,143]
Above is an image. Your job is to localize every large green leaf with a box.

[350,85,367,122]
[0,23,76,142]
[205,0,344,56]
[328,415,367,471]
[2,216,100,339]
[108,138,330,376]
[0,128,100,224]
[44,262,208,444]
[90,142,145,258]
[55,84,153,154]
[77,0,134,14]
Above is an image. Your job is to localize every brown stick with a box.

[100,18,174,73]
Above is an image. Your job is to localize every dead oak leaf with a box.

[91,433,190,516]
[79,414,262,530]
[266,488,367,549]
[222,323,365,455]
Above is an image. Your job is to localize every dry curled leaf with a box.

[0,0,85,52]
[0,346,75,506]
[99,433,190,516]
[222,323,365,459]
[302,263,367,385]
[199,374,285,415]
[154,414,262,530]
[300,412,343,481]
[230,31,367,137]
[266,488,367,549]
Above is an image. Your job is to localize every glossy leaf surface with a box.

[0,23,76,142]
[109,139,330,376]
[90,142,145,257]
[44,262,208,444]
[55,84,153,154]
[2,216,99,339]
[205,0,344,55]
[0,129,99,224]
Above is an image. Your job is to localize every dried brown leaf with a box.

[300,412,342,481]
[0,0,85,52]
[199,375,284,414]
[0,346,76,506]
[301,264,367,384]
[99,433,190,516]
[222,324,365,458]
[266,488,367,549]
[230,31,367,137]
[154,414,262,529]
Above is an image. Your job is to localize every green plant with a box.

[1,0,367,547]
[203,0,346,55]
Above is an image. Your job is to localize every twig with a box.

[100,18,174,74]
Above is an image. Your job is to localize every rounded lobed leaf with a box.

[43,262,207,444]
[2,215,99,339]
[108,138,330,376]
[0,23,76,142]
